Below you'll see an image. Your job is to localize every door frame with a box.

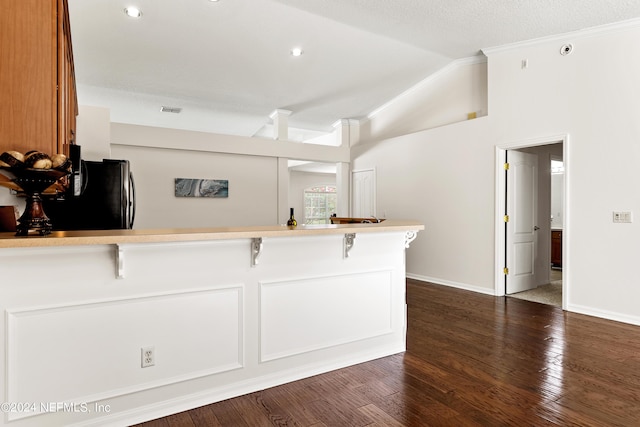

[494,134,570,309]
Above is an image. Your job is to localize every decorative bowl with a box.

[0,166,70,236]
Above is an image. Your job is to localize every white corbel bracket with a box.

[116,244,125,279]
[405,231,418,248]
[251,237,263,267]
[344,233,356,258]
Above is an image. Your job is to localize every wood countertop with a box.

[0,220,424,248]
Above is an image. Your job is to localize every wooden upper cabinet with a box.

[0,0,77,157]
[58,0,77,155]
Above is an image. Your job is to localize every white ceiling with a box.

[68,0,640,140]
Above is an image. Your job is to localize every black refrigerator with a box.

[44,159,136,230]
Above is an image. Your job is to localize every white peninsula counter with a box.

[0,220,423,426]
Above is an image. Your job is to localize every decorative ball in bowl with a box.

[0,150,72,236]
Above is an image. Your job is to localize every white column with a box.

[336,162,350,217]
[348,119,360,146]
[277,157,290,224]
[270,109,292,141]
[332,119,360,147]
[333,119,355,217]
[332,119,349,147]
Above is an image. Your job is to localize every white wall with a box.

[352,118,496,293]
[109,123,350,228]
[358,58,488,144]
[111,144,278,228]
[353,20,640,325]
[1,111,349,230]
[75,105,111,161]
[487,23,640,324]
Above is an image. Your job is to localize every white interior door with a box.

[352,169,375,218]
[506,150,538,294]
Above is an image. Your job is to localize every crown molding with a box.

[482,17,640,56]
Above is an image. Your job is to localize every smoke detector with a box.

[560,44,573,56]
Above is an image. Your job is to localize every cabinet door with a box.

[57,0,77,156]
[0,0,58,155]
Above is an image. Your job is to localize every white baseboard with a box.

[407,274,640,328]
[567,304,640,327]
[406,273,497,296]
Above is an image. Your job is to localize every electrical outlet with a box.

[141,346,155,368]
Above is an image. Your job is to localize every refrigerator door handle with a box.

[129,171,136,229]
[76,160,90,196]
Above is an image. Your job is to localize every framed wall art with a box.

[175,178,229,198]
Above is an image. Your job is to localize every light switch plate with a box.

[613,211,633,223]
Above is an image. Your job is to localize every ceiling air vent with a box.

[160,106,182,113]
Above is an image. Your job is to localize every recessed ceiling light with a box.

[124,7,142,18]
[290,47,303,57]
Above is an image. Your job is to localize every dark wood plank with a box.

[186,405,222,427]
[133,279,640,426]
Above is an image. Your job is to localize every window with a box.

[304,185,337,224]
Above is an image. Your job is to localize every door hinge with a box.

[504,162,510,170]
[504,215,509,223]
[503,267,509,275]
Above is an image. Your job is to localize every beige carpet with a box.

[510,280,562,307]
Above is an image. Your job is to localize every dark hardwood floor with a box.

[134,279,640,426]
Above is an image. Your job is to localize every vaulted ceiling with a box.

[68,0,640,140]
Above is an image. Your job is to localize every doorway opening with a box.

[494,135,568,309]
[509,266,563,307]
[287,160,338,225]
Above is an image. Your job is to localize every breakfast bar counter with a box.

[0,221,422,427]
[0,220,423,248]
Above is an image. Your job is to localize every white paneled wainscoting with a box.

[0,222,421,426]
